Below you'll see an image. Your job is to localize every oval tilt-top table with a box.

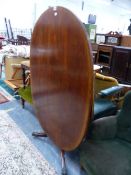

[30,6,94,174]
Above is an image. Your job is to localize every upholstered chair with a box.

[80,91,131,175]
[94,73,124,119]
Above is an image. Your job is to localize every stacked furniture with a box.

[94,33,131,85]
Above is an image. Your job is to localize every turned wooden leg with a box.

[21,97,25,108]
[0,63,2,78]
[61,150,67,175]
[32,131,48,137]
[32,133,67,174]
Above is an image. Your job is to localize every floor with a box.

[0,79,87,175]
[0,108,58,175]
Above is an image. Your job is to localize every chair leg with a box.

[61,150,67,175]
[32,132,67,175]
[0,63,2,78]
[21,97,25,108]
[32,132,48,137]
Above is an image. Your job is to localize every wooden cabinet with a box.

[96,44,113,69]
[95,32,122,70]
[110,46,131,84]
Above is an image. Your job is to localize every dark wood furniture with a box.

[96,44,114,70]
[8,35,30,45]
[95,32,122,70]
[104,31,122,46]
[17,35,30,45]
[110,46,131,84]
[96,31,122,46]
[30,6,93,174]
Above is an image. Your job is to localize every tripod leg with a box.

[61,150,67,175]
[32,131,48,137]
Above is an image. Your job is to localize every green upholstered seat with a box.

[80,139,131,175]
[117,91,131,142]
[80,91,131,175]
[93,73,123,119]
[94,98,117,119]
[18,86,32,106]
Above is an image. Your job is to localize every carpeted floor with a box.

[0,110,58,175]
[0,92,9,104]
[0,79,20,100]
[0,79,14,96]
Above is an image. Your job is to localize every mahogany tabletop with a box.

[30,6,94,151]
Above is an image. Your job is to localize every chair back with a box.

[117,91,131,142]
[95,73,118,95]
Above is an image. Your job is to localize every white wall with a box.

[0,0,131,35]
[0,0,34,30]
[33,0,131,34]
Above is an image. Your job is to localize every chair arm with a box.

[90,115,117,140]
[98,86,124,98]
[118,84,131,95]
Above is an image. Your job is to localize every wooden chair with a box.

[93,73,131,119]
[94,72,119,95]
[18,60,32,108]
[18,86,32,108]
[93,73,122,119]
[17,35,30,45]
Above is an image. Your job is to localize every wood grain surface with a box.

[30,6,93,151]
